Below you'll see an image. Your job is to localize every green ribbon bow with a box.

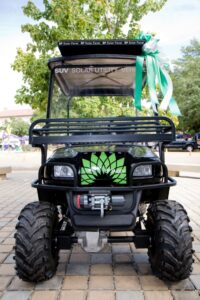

[134,33,181,116]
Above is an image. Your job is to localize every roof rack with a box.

[29,116,175,146]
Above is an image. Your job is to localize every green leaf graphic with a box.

[117,158,125,167]
[100,152,107,163]
[80,152,127,185]
[82,159,90,168]
[109,153,116,164]
[91,154,98,164]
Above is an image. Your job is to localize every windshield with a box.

[51,83,137,118]
[49,57,146,118]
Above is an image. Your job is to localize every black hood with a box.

[46,145,160,187]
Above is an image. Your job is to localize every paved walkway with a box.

[0,171,200,300]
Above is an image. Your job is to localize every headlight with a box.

[133,165,152,177]
[54,165,74,178]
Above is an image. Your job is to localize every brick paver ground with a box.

[0,171,200,299]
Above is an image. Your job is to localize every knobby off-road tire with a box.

[146,200,193,281]
[15,201,59,282]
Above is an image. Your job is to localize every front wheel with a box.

[15,201,59,282]
[146,200,193,281]
[185,145,194,152]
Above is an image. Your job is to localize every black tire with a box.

[15,201,59,282]
[185,145,194,152]
[146,200,193,281]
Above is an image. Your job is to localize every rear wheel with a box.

[15,201,59,282]
[146,200,193,281]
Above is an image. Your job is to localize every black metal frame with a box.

[34,159,176,192]
[32,177,176,192]
[57,231,150,250]
[29,115,175,166]
[30,116,175,144]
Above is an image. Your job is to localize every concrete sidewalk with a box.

[0,171,200,300]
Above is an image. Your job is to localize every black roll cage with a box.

[28,41,177,196]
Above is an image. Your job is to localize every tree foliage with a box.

[51,95,149,118]
[12,0,167,113]
[2,118,30,137]
[172,39,200,132]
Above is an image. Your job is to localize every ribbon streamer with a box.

[134,33,181,116]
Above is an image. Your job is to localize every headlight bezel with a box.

[132,163,153,178]
[52,164,75,180]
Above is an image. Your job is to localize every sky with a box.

[0,0,200,110]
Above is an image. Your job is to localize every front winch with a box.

[75,193,125,218]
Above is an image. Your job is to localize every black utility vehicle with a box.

[15,40,193,282]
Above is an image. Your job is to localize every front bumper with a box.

[32,176,176,192]
[33,178,176,230]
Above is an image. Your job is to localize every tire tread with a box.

[147,200,193,281]
[15,201,58,282]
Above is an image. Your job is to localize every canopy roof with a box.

[48,40,146,97]
[57,39,145,56]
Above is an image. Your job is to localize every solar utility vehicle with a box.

[14,40,193,282]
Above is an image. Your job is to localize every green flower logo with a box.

[80,152,127,185]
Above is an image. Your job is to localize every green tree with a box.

[172,39,200,132]
[12,0,167,112]
[4,118,30,136]
[31,109,46,121]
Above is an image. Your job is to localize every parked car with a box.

[167,132,200,151]
[153,134,199,152]
[166,137,198,152]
